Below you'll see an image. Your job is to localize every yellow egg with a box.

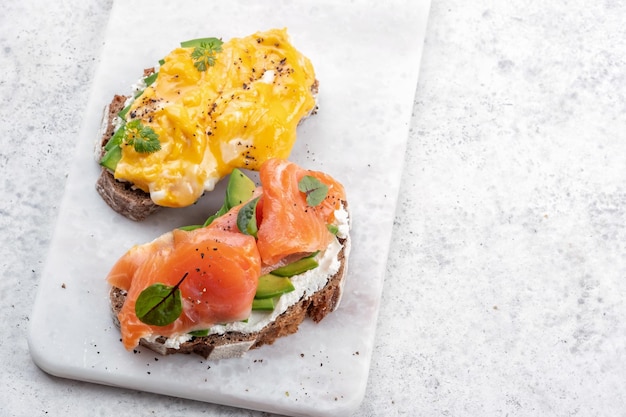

[113,28,317,207]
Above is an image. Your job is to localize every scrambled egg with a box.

[113,28,317,207]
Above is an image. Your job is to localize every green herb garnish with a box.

[124,119,161,153]
[190,38,223,72]
[99,120,160,171]
[134,273,187,326]
[298,176,328,207]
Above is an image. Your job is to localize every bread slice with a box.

[95,80,320,222]
[109,234,349,359]
[95,94,161,221]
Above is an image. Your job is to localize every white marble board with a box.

[28,1,431,415]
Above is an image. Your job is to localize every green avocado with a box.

[99,145,122,171]
[202,168,256,227]
[252,297,277,311]
[255,274,296,299]
[226,168,256,209]
[271,254,319,277]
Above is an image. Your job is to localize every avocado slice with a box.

[255,274,295,299]
[180,37,222,48]
[271,254,319,277]
[188,329,209,337]
[226,168,256,208]
[202,168,256,227]
[100,145,122,171]
[252,297,277,311]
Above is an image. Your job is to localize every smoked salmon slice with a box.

[107,226,261,350]
[255,158,346,266]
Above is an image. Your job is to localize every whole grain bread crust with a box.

[110,235,349,360]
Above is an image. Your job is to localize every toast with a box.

[109,234,350,359]
[105,158,350,359]
[94,29,320,221]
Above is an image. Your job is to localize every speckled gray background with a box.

[2,0,626,416]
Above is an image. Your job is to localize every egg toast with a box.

[95,29,318,221]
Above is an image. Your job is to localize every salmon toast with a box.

[106,159,351,359]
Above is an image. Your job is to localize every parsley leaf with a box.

[125,119,161,153]
[191,38,223,72]
[298,176,329,207]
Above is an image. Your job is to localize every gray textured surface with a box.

[2,0,626,416]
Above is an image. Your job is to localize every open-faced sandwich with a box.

[105,158,350,360]
[96,28,318,220]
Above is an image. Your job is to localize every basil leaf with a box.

[298,176,329,207]
[236,196,260,237]
[135,281,184,327]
